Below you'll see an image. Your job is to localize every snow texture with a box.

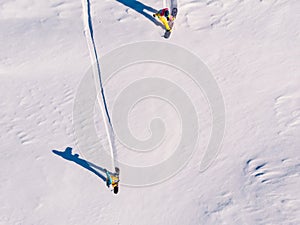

[0,0,299,224]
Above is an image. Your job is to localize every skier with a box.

[153,8,175,32]
[104,168,120,194]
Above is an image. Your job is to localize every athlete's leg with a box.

[157,15,171,31]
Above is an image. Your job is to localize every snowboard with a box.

[164,8,178,39]
[113,167,120,194]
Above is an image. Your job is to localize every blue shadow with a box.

[116,0,163,27]
[52,147,106,182]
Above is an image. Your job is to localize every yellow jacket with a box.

[111,174,119,188]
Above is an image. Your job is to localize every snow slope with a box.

[0,0,299,224]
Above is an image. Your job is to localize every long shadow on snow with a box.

[116,0,164,28]
[52,147,106,182]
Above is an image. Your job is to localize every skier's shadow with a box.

[52,147,106,182]
[116,0,164,28]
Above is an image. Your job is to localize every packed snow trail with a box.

[81,0,118,171]
[170,0,178,10]
[163,0,177,9]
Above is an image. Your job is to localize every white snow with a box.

[0,0,299,224]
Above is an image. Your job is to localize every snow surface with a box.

[1,0,300,224]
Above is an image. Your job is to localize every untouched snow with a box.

[1,0,299,224]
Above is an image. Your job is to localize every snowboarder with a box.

[104,168,120,194]
[153,8,175,32]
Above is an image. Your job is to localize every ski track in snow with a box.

[84,0,114,127]
[81,0,117,170]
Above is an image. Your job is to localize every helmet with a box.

[164,10,169,17]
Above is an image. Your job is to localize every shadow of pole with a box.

[116,0,164,29]
[52,147,106,182]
